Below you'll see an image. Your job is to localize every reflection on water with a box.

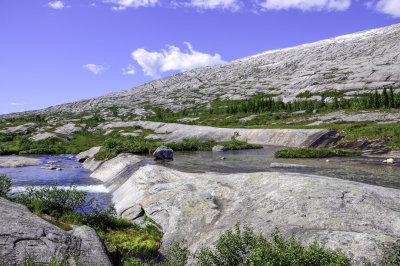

[0,154,112,209]
[155,147,400,190]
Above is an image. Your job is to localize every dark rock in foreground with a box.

[0,197,112,266]
[153,146,174,160]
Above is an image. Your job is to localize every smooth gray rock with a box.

[54,123,85,135]
[30,132,60,142]
[97,121,336,148]
[153,146,174,160]
[0,156,41,168]
[70,225,113,265]
[0,197,112,266]
[100,164,400,265]
[76,146,101,162]
[270,162,308,168]
[0,123,38,135]
[212,145,226,152]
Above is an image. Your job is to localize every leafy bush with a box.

[381,240,400,265]
[15,183,87,217]
[197,224,350,266]
[275,148,362,158]
[0,174,11,197]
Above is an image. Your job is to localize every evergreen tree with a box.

[373,90,380,109]
[382,88,389,108]
[389,87,395,109]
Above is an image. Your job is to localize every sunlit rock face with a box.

[1,23,399,118]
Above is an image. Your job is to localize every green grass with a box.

[275,148,362,158]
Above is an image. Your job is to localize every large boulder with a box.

[102,164,400,265]
[76,146,101,162]
[0,156,41,168]
[212,145,226,152]
[0,197,112,266]
[153,146,174,160]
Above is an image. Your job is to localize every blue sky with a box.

[0,0,399,115]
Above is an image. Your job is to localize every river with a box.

[1,148,399,210]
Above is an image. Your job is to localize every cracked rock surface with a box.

[0,197,112,266]
[89,159,400,265]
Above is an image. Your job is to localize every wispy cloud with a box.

[132,42,225,78]
[176,0,243,11]
[122,64,136,75]
[48,1,66,9]
[9,102,23,106]
[102,0,159,10]
[256,0,351,11]
[82,64,107,75]
[367,0,400,17]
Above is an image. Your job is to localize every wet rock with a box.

[0,156,41,168]
[153,146,174,160]
[212,145,226,152]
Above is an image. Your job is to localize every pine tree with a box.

[373,90,380,109]
[389,87,395,109]
[382,88,389,108]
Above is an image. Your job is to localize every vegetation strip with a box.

[275,148,362,158]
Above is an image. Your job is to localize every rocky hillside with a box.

[1,23,399,119]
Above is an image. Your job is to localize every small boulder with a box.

[383,158,394,164]
[153,146,174,160]
[212,145,226,152]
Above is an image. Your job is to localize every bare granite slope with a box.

[1,23,399,118]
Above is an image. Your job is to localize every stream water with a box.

[1,148,399,210]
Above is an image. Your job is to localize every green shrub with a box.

[196,224,350,266]
[275,148,362,158]
[381,240,400,265]
[14,183,87,217]
[0,174,11,197]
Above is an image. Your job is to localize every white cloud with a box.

[102,0,159,10]
[48,1,65,9]
[82,64,107,75]
[372,0,400,17]
[132,42,225,77]
[122,64,136,75]
[257,0,351,11]
[180,0,242,11]
[9,102,23,106]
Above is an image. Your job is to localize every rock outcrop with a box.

[0,156,41,168]
[90,162,400,265]
[54,123,86,135]
[0,123,38,135]
[0,197,112,266]
[1,23,399,119]
[97,120,337,147]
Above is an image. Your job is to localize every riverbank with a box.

[80,150,400,265]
